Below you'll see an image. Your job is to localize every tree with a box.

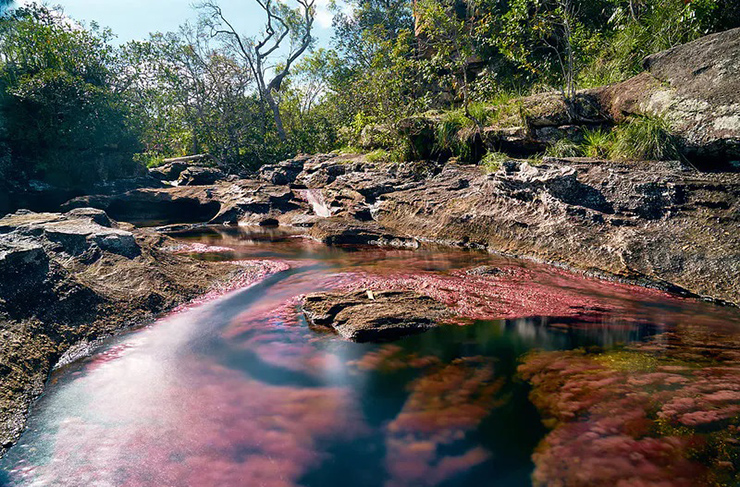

[200,0,316,143]
[0,5,141,187]
[414,0,482,121]
[120,26,259,166]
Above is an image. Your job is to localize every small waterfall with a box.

[305,189,332,218]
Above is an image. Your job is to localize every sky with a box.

[15,0,337,46]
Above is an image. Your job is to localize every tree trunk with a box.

[264,90,287,142]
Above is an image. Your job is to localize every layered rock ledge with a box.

[0,209,266,457]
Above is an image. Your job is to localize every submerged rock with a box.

[302,290,450,342]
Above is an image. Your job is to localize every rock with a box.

[372,159,740,305]
[259,156,308,185]
[149,162,189,181]
[0,210,140,258]
[62,179,302,226]
[302,290,450,342]
[62,187,223,225]
[177,166,225,186]
[307,218,419,248]
[466,265,511,276]
[65,207,114,227]
[162,154,219,166]
[596,27,740,167]
[59,147,740,304]
[0,209,254,458]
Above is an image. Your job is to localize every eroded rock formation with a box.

[0,209,265,456]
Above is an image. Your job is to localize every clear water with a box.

[1,227,738,487]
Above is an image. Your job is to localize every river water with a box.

[1,227,738,487]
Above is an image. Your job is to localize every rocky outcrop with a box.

[62,179,301,226]
[302,290,450,342]
[394,29,740,167]
[149,161,190,182]
[373,158,740,305]
[596,27,740,166]
[0,209,255,457]
[176,166,226,186]
[60,150,740,305]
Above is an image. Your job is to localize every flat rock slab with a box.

[307,218,419,248]
[302,290,450,342]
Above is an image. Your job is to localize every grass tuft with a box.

[581,128,614,159]
[610,116,681,161]
[363,149,391,163]
[545,139,583,158]
[480,151,509,173]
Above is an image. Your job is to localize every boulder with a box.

[177,166,225,186]
[307,218,419,248]
[302,290,450,342]
[0,210,140,258]
[259,156,308,185]
[65,207,114,227]
[596,27,740,166]
[149,162,189,181]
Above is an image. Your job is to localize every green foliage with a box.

[435,110,476,161]
[580,0,724,86]
[480,151,509,173]
[363,149,391,163]
[581,128,613,158]
[545,138,582,158]
[610,116,681,161]
[133,152,166,168]
[0,5,142,187]
[1,0,736,185]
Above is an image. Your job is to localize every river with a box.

[1,227,738,487]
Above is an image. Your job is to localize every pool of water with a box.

[1,227,738,487]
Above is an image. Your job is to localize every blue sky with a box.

[17,0,336,46]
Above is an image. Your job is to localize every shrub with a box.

[480,151,509,173]
[610,116,681,161]
[581,128,614,158]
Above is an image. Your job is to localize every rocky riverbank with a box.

[0,209,275,457]
[63,153,740,306]
[58,28,740,305]
[1,26,738,466]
